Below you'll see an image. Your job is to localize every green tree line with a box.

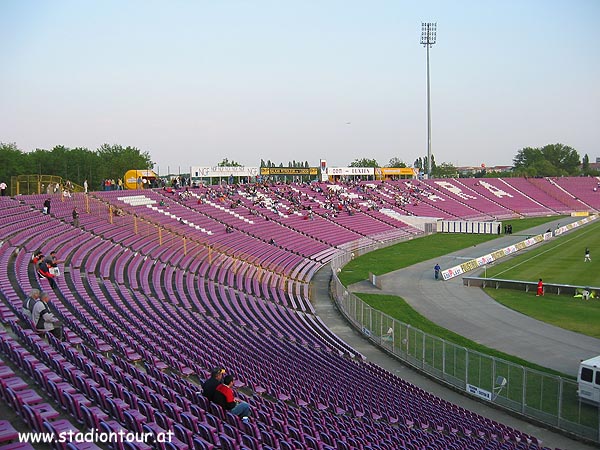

[349,143,592,179]
[0,142,153,191]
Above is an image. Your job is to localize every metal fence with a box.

[330,248,600,443]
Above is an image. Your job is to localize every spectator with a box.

[43,198,51,215]
[214,374,251,421]
[31,291,62,339]
[0,181,6,196]
[83,179,88,194]
[72,207,80,227]
[202,367,225,402]
[22,289,40,322]
[31,250,43,266]
[37,256,57,290]
[45,251,62,268]
[536,278,544,297]
[434,263,441,280]
[585,247,591,262]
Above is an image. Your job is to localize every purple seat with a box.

[42,420,79,450]
[0,444,37,450]
[80,404,109,432]
[191,437,214,450]
[0,421,18,444]
[66,443,103,450]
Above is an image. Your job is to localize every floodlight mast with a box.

[420,22,437,179]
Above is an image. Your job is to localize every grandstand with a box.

[1,177,599,449]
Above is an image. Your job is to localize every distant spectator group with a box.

[102,178,124,191]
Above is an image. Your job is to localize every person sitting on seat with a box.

[44,251,62,268]
[37,256,57,290]
[31,250,43,265]
[214,374,251,421]
[31,291,63,340]
[202,367,225,402]
[22,289,40,322]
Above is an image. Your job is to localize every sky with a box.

[1,0,599,174]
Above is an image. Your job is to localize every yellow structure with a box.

[375,167,418,180]
[124,169,158,190]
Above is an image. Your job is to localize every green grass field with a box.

[484,218,600,286]
[483,289,600,338]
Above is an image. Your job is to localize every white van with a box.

[578,355,600,404]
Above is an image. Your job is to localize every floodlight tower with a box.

[420,22,437,179]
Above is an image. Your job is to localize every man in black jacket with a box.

[202,367,225,401]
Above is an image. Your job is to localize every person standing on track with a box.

[434,263,441,280]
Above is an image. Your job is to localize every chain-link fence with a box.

[330,248,600,443]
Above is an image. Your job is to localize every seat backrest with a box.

[207,400,226,420]
[279,441,294,450]
[22,404,43,433]
[192,436,214,450]
[197,423,219,446]
[173,423,193,447]
[180,412,199,433]
[217,434,238,450]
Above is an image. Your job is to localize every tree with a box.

[349,158,379,167]
[0,143,26,189]
[387,157,407,168]
[97,144,153,181]
[414,157,423,171]
[432,162,458,178]
[217,158,242,167]
[0,142,153,191]
[414,154,436,174]
[582,154,590,174]
[513,143,580,176]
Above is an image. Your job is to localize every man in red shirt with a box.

[214,375,251,421]
[536,278,544,297]
[37,255,57,290]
